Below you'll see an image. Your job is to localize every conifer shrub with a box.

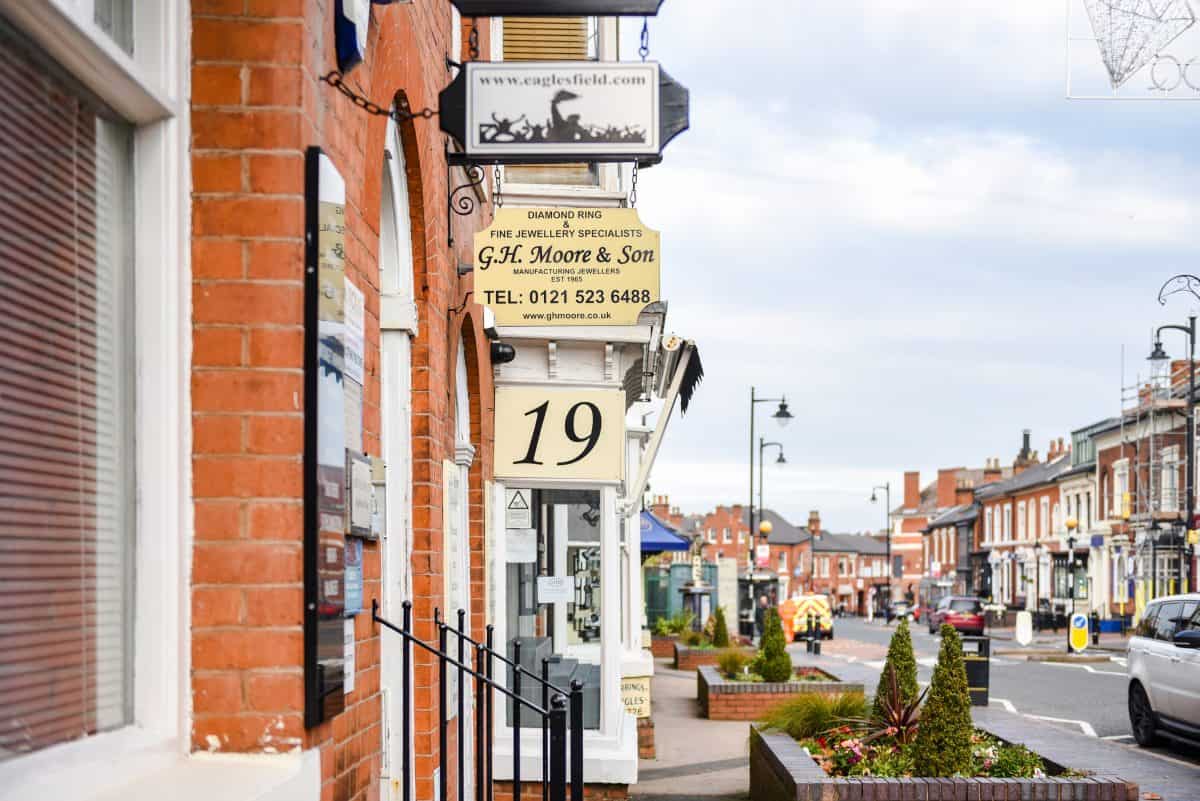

[872,617,919,720]
[712,605,731,648]
[913,624,973,776]
[754,608,794,683]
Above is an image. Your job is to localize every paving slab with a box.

[631,660,749,800]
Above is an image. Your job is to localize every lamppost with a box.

[1066,516,1078,653]
[1033,540,1044,629]
[1155,274,1199,593]
[758,439,786,527]
[870,483,892,610]
[748,387,793,568]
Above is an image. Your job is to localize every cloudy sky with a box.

[623,2,1200,531]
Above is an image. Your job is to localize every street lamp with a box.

[871,483,892,610]
[1156,274,1199,594]
[748,388,793,569]
[1066,518,1080,648]
[758,439,786,534]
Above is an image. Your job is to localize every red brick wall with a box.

[190,4,493,801]
[697,504,749,568]
[674,644,754,671]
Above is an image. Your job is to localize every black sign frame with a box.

[440,61,688,167]
[450,0,664,14]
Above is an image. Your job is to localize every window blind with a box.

[0,23,135,761]
[502,16,597,187]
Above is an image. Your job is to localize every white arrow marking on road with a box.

[1025,714,1097,737]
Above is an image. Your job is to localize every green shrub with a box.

[716,649,749,679]
[872,618,919,720]
[653,617,672,636]
[987,743,1045,778]
[753,608,794,682]
[760,691,868,740]
[712,606,731,648]
[682,630,704,647]
[667,610,695,635]
[913,625,973,776]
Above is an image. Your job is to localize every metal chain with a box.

[494,165,504,208]
[320,71,437,121]
[639,17,650,61]
[628,162,638,208]
[468,18,480,61]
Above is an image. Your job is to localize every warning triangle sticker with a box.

[507,491,530,511]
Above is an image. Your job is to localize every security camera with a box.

[490,341,516,365]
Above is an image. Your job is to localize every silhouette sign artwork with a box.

[440,61,689,165]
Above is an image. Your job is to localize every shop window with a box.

[506,490,603,730]
[0,28,136,759]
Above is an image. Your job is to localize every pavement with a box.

[630,617,1200,801]
[632,663,749,801]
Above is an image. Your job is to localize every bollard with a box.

[1091,612,1100,646]
[812,638,821,656]
[805,637,813,654]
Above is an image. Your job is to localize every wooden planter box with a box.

[749,726,1138,801]
[698,665,864,721]
[650,634,677,659]
[672,643,754,671]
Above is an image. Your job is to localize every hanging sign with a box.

[474,207,660,327]
[440,61,688,166]
[494,386,625,481]
[450,0,663,14]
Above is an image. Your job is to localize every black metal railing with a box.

[372,600,585,801]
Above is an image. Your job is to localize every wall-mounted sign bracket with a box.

[449,0,664,14]
[439,61,688,167]
[448,156,488,247]
[321,72,438,122]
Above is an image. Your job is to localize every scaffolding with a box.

[1118,356,1190,610]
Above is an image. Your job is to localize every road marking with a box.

[1110,656,1128,667]
[1041,661,1126,678]
[917,657,937,668]
[864,659,885,669]
[990,697,1017,714]
[846,656,858,663]
[1025,714,1097,737]
[1102,734,1133,741]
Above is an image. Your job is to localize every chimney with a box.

[1014,430,1035,473]
[984,458,1002,483]
[649,495,670,519]
[955,478,975,506]
[936,468,960,509]
[904,471,920,509]
[808,510,821,536]
[1022,429,1031,458]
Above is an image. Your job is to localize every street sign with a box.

[451,0,664,14]
[1015,610,1033,646]
[439,61,688,166]
[475,207,660,327]
[1070,613,1089,652]
[494,386,625,481]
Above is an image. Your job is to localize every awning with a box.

[640,511,690,553]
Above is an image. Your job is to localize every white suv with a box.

[1127,593,1200,747]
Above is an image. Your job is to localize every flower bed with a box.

[750,726,1137,801]
[698,665,864,721]
[672,642,753,671]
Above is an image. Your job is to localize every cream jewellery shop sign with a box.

[440,61,688,165]
[475,207,660,327]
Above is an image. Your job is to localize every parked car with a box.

[1128,593,1200,748]
[887,600,914,624]
[927,596,985,636]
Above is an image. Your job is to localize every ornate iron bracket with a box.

[1158,274,1200,305]
[447,161,487,247]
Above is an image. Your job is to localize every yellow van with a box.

[781,594,834,640]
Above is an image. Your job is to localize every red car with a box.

[927,596,985,636]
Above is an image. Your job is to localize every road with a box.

[804,616,1200,769]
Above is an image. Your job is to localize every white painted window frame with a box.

[0,0,190,793]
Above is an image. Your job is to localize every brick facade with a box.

[697,667,864,721]
[673,643,755,671]
[190,5,493,801]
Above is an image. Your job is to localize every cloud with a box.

[640,95,1198,251]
